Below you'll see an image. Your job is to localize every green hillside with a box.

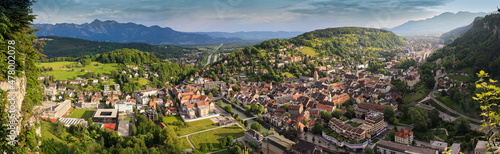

[427,13,500,78]
[39,36,200,59]
[208,27,404,83]
[290,27,404,57]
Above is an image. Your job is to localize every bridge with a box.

[242,116,258,121]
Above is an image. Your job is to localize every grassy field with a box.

[67,109,95,121]
[171,119,218,136]
[299,46,318,57]
[40,120,68,143]
[39,61,117,80]
[189,125,245,152]
[179,137,193,150]
[162,115,183,124]
[433,94,479,118]
[283,72,296,78]
[403,82,430,103]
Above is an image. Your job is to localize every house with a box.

[288,104,303,118]
[144,109,158,121]
[316,103,335,113]
[244,129,264,146]
[395,129,413,145]
[91,78,99,85]
[114,101,134,113]
[69,80,81,84]
[354,103,386,118]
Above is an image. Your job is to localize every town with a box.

[33,35,493,154]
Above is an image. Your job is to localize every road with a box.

[205,43,223,67]
[413,70,486,132]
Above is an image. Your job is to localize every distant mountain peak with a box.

[390,11,489,35]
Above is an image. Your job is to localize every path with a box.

[185,136,195,151]
[415,70,482,123]
[179,122,238,138]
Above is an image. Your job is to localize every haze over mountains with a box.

[389,11,489,35]
[33,19,303,45]
[32,11,490,46]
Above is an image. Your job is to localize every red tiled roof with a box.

[103,123,116,131]
[317,103,334,111]
[395,129,413,139]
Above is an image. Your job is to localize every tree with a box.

[244,120,248,127]
[331,109,343,118]
[473,70,500,151]
[320,111,332,122]
[365,147,373,154]
[200,144,208,152]
[409,106,430,131]
[283,104,290,111]
[208,92,214,99]
[285,113,291,118]
[384,106,395,123]
[345,107,355,119]
[453,116,470,134]
[251,122,262,132]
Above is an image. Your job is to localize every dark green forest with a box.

[427,13,500,78]
[39,36,201,59]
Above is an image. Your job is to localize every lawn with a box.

[162,115,183,124]
[179,137,193,150]
[403,82,430,103]
[123,117,132,123]
[67,109,95,121]
[189,125,245,152]
[39,61,117,80]
[299,46,318,57]
[171,118,219,136]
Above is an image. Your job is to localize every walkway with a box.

[242,116,258,121]
[416,71,482,123]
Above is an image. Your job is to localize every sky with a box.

[32,0,499,32]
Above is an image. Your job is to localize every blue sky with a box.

[32,0,499,32]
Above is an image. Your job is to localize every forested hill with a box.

[207,27,404,82]
[427,13,500,78]
[440,22,474,44]
[39,36,200,59]
[286,27,404,57]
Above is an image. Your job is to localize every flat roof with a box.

[377,140,438,154]
[266,133,295,149]
[93,109,118,118]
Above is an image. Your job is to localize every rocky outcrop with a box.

[0,76,41,137]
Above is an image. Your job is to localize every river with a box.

[220,101,269,133]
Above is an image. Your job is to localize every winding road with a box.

[414,70,486,132]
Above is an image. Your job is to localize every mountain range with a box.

[389,11,489,35]
[32,20,302,45]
